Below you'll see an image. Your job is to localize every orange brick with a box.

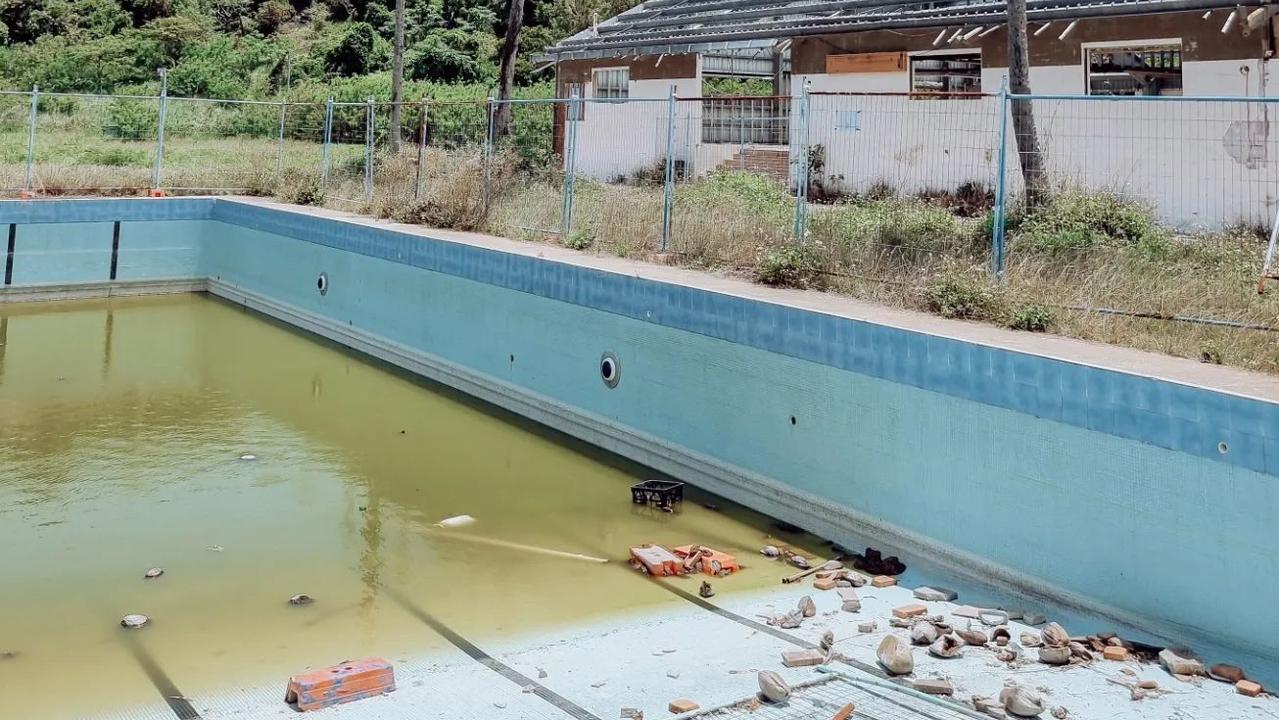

[1103,646,1129,661]
[871,575,897,588]
[814,577,837,590]
[1237,680,1263,697]
[285,657,395,711]
[892,603,927,619]
[832,703,855,720]
[669,698,700,713]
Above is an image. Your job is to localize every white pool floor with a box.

[91,569,1276,720]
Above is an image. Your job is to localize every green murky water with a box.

[0,294,824,719]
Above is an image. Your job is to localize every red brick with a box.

[669,698,700,713]
[813,577,837,591]
[1103,646,1129,661]
[1237,680,1263,697]
[871,575,897,588]
[892,603,927,619]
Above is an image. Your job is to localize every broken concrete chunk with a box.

[913,678,955,696]
[668,698,699,714]
[1136,680,1158,690]
[836,587,859,602]
[620,709,643,720]
[952,605,981,619]
[914,586,958,602]
[841,599,861,613]
[797,596,817,618]
[820,630,835,652]
[877,635,914,675]
[758,671,790,703]
[979,609,1010,627]
[760,546,780,557]
[845,573,867,588]
[1209,664,1246,684]
[928,634,963,659]
[1041,623,1070,647]
[1068,641,1093,662]
[1038,646,1070,665]
[1000,685,1045,718]
[781,648,825,667]
[120,614,149,629]
[143,568,164,579]
[1158,649,1205,677]
[1022,613,1046,625]
[1020,632,1042,648]
[911,622,939,646]
[958,628,988,646]
[858,621,877,633]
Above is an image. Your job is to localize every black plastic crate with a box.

[630,479,684,507]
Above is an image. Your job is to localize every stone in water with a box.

[144,567,164,579]
[121,614,149,629]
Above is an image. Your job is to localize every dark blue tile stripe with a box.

[210,201,1279,477]
[0,198,215,224]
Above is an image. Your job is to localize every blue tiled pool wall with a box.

[3,198,1277,664]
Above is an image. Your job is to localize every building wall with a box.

[789,13,1279,227]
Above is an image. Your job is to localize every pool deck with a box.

[105,565,1275,720]
[228,197,1279,405]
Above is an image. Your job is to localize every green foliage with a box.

[926,274,1004,320]
[1008,302,1055,332]
[406,28,495,83]
[105,97,158,140]
[702,76,774,96]
[755,242,824,288]
[681,171,794,230]
[563,228,593,250]
[79,145,148,166]
[325,22,385,76]
[169,35,282,98]
[1018,192,1165,254]
[811,198,978,261]
[255,0,294,34]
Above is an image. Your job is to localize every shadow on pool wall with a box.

[2,196,1277,682]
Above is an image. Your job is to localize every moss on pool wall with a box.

[2,198,1277,678]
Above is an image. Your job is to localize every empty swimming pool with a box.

[0,294,825,719]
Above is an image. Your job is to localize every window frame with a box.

[591,67,630,100]
[1081,38,1183,96]
[907,49,983,99]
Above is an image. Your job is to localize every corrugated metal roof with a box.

[541,0,1258,60]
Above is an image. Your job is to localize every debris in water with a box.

[759,545,780,557]
[783,559,839,584]
[120,614,149,629]
[239,454,257,461]
[772,520,803,533]
[435,514,476,528]
[288,594,314,606]
[757,670,790,703]
[0,650,18,660]
[206,545,224,552]
[699,581,714,598]
[144,567,164,579]
[630,545,684,576]
[852,547,906,575]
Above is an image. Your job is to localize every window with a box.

[910,53,982,98]
[592,68,629,99]
[1085,42,1182,96]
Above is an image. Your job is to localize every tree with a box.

[388,0,405,152]
[491,0,525,138]
[325,21,380,75]
[1006,0,1046,207]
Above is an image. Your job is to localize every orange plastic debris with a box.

[630,545,684,576]
[672,545,740,577]
[18,190,35,199]
[285,657,395,711]
[148,189,167,197]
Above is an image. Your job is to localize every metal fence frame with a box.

[4,80,1278,284]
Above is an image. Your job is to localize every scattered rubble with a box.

[620,709,643,719]
[831,703,855,720]
[144,567,164,579]
[759,545,780,558]
[892,603,927,619]
[911,622,939,646]
[1051,706,1068,719]
[288,594,314,606]
[877,635,914,675]
[120,614,149,629]
[957,627,988,646]
[858,621,876,633]
[1237,680,1263,697]
[851,547,906,575]
[699,581,714,598]
[871,575,897,588]
[814,577,837,591]
[798,595,816,618]
[1209,663,1246,683]
[929,634,964,659]
[820,630,836,652]
[914,586,958,602]
[757,671,791,703]
[784,560,840,584]
[1038,646,1070,665]
[1158,648,1205,677]
[1103,646,1128,661]
[913,677,955,695]
[1000,684,1046,718]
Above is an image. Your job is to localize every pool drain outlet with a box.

[600,352,620,388]
[317,272,329,296]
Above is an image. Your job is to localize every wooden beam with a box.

[826,51,907,74]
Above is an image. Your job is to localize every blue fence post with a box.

[415,96,429,201]
[275,55,291,175]
[320,96,334,188]
[24,84,37,194]
[561,90,581,240]
[152,68,169,191]
[991,76,1011,282]
[792,83,812,241]
[363,96,374,202]
[660,85,677,253]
